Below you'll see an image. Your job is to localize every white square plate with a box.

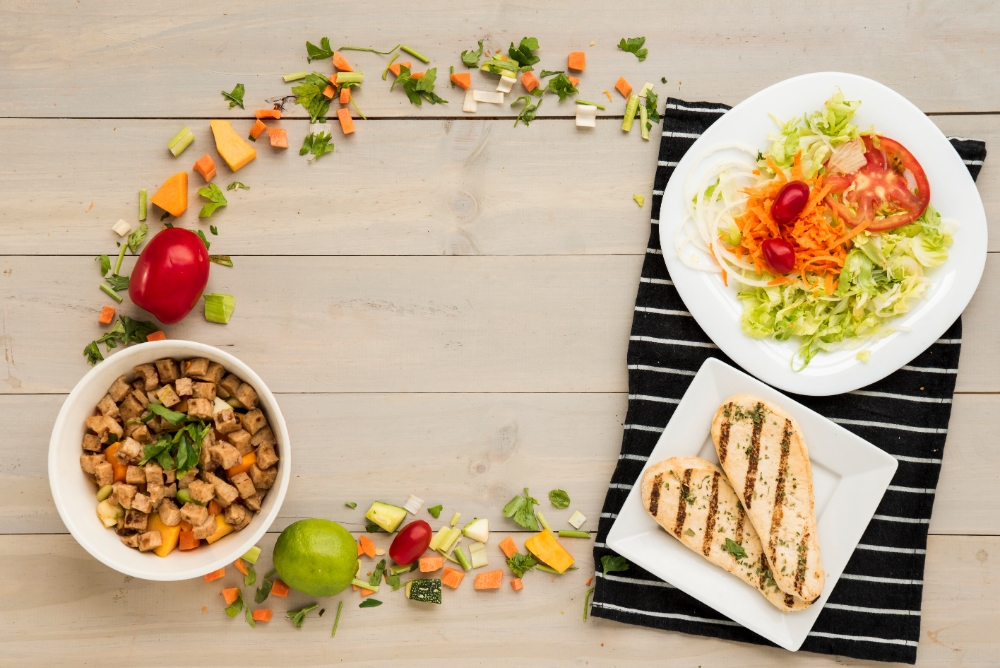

[606,357,898,651]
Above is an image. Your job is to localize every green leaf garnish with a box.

[286,603,319,628]
[461,39,485,67]
[210,255,233,267]
[300,131,335,161]
[197,183,228,219]
[292,73,333,123]
[127,223,148,254]
[601,555,629,575]
[83,315,158,365]
[426,504,442,518]
[512,95,542,127]
[548,489,570,508]
[209,225,218,236]
[722,538,748,560]
[227,181,249,191]
[617,36,648,61]
[254,579,273,603]
[195,229,211,250]
[359,599,382,608]
[392,66,448,106]
[502,488,539,531]
[345,501,357,509]
[306,36,334,62]
[96,254,111,277]
[506,552,537,578]
[507,37,540,69]
[545,73,578,102]
[222,83,246,109]
[225,589,244,617]
[539,70,563,78]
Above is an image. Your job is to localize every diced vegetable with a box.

[146,330,166,342]
[249,120,268,141]
[112,219,131,237]
[462,518,489,543]
[558,530,590,538]
[150,172,188,217]
[271,579,290,597]
[400,44,430,63]
[473,90,504,104]
[242,546,262,564]
[332,52,353,71]
[405,578,442,604]
[576,104,597,128]
[454,546,472,571]
[178,530,199,551]
[450,512,461,527]
[615,77,632,99]
[103,442,127,482]
[255,109,281,119]
[336,108,355,135]
[139,189,147,221]
[567,51,586,71]
[438,527,462,553]
[352,577,379,593]
[499,536,518,559]
[510,578,523,591]
[210,120,257,172]
[167,126,195,157]
[269,128,289,148]
[535,510,551,531]
[339,86,351,104]
[441,567,465,589]
[336,72,364,85]
[205,515,235,545]
[203,293,235,324]
[283,71,309,82]
[322,84,335,99]
[568,510,587,529]
[252,609,272,622]
[234,558,249,576]
[603,89,613,102]
[96,484,113,501]
[496,74,515,93]
[96,499,123,528]
[359,535,377,558]
[98,306,116,325]
[622,94,640,132]
[450,72,471,90]
[366,501,407,533]
[473,570,503,590]
[388,61,412,77]
[193,154,217,182]
[402,494,424,514]
[469,542,488,569]
[520,71,540,92]
[226,451,257,479]
[148,514,181,557]
[222,587,240,605]
[524,529,575,573]
[568,75,580,87]
[640,103,650,140]
[203,567,226,583]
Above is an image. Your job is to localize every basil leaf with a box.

[548,489,570,509]
[359,599,382,608]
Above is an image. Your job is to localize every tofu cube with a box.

[180,502,209,527]
[157,499,182,526]
[118,394,145,422]
[250,426,276,448]
[174,377,194,396]
[138,530,163,552]
[97,394,120,419]
[239,409,267,436]
[154,359,180,383]
[144,462,164,486]
[230,472,256,499]
[214,408,240,434]
[210,443,242,470]
[187,397,214,419]
[182,357,211,378]
[225,503,252,531]
[192,382,217,401]
[131,492,153,514]
[192,516,217,540]
[198,362,226,385]
[123,509,148,531]
[234,383,258,410]
[86,415,123,442]
[217,374,242,399]
[178,470,198,489]
[82,433,102,452]
[126,465,146,486]
[155,384,181,408]
[80,453,106,475]
[226,429,253,455]
[147,481,165,509]
[121,533,140,549]
[113,483,137,509]
[94,461,114,487]
[119,437,144,463]
[249,464,277,490]
[211,477,240,507]
[130,424,152,444]
[244,492,264,512]
[255,442,279,470]
[108,375,132,402]
[133,364,159,391]
[187,479,216,504]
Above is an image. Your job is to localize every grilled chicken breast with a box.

[640,457,813,612]
[711,395,824,602]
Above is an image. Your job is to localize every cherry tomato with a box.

[762,238,796,274]
[770,180,810,225]
[129,228,210,324]
[389,519,432,565]
[824,135,930,231]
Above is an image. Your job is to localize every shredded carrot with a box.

[766,156,787,183]
[603,89,613,102]
[824,272,834,296]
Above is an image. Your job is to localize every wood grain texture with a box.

[0,115,994,255]
[4,392,997,535]
[0,533,996,667]
[2,0,999,118]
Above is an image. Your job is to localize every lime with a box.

[273,519,358,597]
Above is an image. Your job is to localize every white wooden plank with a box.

[4,392,996,535]
[0,533,994,666]
[3,1,999,117]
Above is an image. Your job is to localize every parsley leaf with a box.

[83,341,103,365]
[502,487,540,531]
[344,501,357,509]
[511,95,542,127]
[722,538,748,560]
[209,255,233,267]
[292,73,333,123]
[359,599,382,608]
[601,555,629,575]
[227,181,249,191]
[684,528,695,537]
[210,225,218,236]
[369,559,387,588]
[386,573,403,590]
[393,66,448,106]
[120,315,158,345]
[244,605,256,628]
[225,589,244,617]
[548,489,570,508]
[105,274,129,292]
[306,36,334,62]
[195,230,211,250]
[221,83,246,110]
[644,90,661,130]
[300,131,335,161]
[254,579,273,603]
[286,603,319,628]
[365,522,384,533]
[127,223,148,254]
[617,36,648,62]
[84,314,158,365]
[426,504,443,519]
[546,73,578,102]
[96,255,110,277]
[197,183,227,219]
[506,552,537,578]
[461,39,485,68]
[539,70,564,78]
[507,37,540,70]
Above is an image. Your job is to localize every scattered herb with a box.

[244,563,257,587]
[286,603,319,628]
[306,37,335,62]
[507,37,540,70]
[204,293,235,324]
[96,255,111,277]
[195,230,211,250]
[160,211,171,221]
[330,600,344,637]
[369,559,387,588]
[644,90,661,130]
[539,70,564,78]
[617,36,648,61]
[344,501,357,509]
[601,555,629,575]
[381,53,399,80]
[244,605,256,628]
[255,579,273,603]
[292,73,333,123]
[684,528,695,537]
[399,44,430,63]
[386,573,403,590]
[83,315,158,365]
[506,552,538,578]
[127,223,148,254]
[300,131,335,161]
[99,283,122,303]
[359,599,382,608]
[548,489,571,509]
[225,589,244,617]
[227,181,249,191]
[546,73,578,102]
[105,274,129,292]
[661,77,667,84]
[480,55,519,77]
[426,504,443,518]
[583,586,595,620]
[221,83,246,110]
[209,225,218,236]
[392,66,448,105]
[722,538,747,560]
[264,568,277,579]
[461,39,485,67]
[502,488,540,531]
[209,255,233,267]
[511,95,542,127]
[197,183,228,219]
[365,522,384,533]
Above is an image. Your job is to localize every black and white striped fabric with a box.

[590,98,987,665]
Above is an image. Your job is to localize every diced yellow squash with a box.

[210,120,257,172]
[148,514,181,558]
[524,529,575,573]
[149,172,188,217]
[205,514,235,545]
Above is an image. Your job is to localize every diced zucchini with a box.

[461,518,489,543]
[389,562,418,576]
[405,578,442,604]
[365,501,408,533]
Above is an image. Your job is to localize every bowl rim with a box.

[48,340,290,581]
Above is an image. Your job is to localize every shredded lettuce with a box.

[760,88,861,179]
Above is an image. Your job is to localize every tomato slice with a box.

[824,135,930,231]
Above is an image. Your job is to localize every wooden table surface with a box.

[1,2,997,666]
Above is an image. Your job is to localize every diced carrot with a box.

[498,536,518,559]
[615,76,632,99]
[193,154,216,182]
[180,520,193,532]
[178,530,199,551]
[567,51,586,71]
[410,71,425,80]
[252,609,273,622]
[146,331,166,342]
[203,567,225,583]
[337,107,355,135]
[150,172,187,217]
[419,556,445,572]
[322,84,335,99]
[353,584,359,591]
[103,442,128,483]
[510,578,523,591]
[450,72,472,90]
[221,587,240,605]
[271,579,290,597]
[99,306,116,325]
[249,119,268,140]
[441,567,465,589]
[361,588,376,597]
[225,451,256,479]
[568,75,580,87]
[333,52,353,71]
[388,61,411,77]
[585,576,593,586]
[520,71,539,93]
[474,570,503,590]
[208,500,222,516]
[233,558,249,576]
[358,535,376,558]
[255,109,281,119]
[357,541,363,556]
[268,128,288,148]
[340,86,351,104]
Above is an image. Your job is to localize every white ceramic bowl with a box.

[48,341,291,581]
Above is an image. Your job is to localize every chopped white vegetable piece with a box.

[568,510,587,529]
[403,494,424,514]
[496,75,515,93]
[473,90,504,104]
[575,104,598,128]
[212,397,231,416]
[469,541,488,568]
[639,82,655,97]
[111,219,132,237]
[374,547,386,556]
[463,89,478,113]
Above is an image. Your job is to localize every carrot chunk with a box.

[337,107,355,135]
[233,558,249,576]
[358,535,376,558]
[255,109,281,119]
[615,77,632,99]
[333,52,353,71]
[322,84,335,99]
[441,567,465,589]
[208,500,222,516]
[474,570,503,590]
[179,520,193,532]
[146,331,166,342]
[103,442,128,482]
[568,75,580,87]
[520,72,539,92]
[221,587,240,605]
[99,306,116,325]
[498,536,518,559]
[252,609,273,622]
[510,577,523,591]
[249,120,268,141]
[271,579,290,597]
[419,556,445,572]
[361,588,376,597]
[567,51,586,71]
[268,128,288,148]
[203,567,225,583]
[450,72,472,90]
[388,61,412,77]
[193,154,217,182]
[340,86,351,104]
[178,530,199,551]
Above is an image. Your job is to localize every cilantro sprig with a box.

[198,183,227,219]
[300,131,335,161]
[644,90,661,130]
[512,95,542,127]
[222,83,246,109]
[507,37,540,70]
[83,315,158,365]
[502,487,540,530]
[461,39,485,67]
[306,36,335,62]
[546,73,578,102]
[617,36,648,61]
[506,552,537,578]
[138,416,211,474]
[292,73,333,122]
[392,66,448,106]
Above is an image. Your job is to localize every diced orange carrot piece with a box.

[353,584,359,591]
[357,541,363,556]
[208,500,222,516]
[249,120,268,141]
[586,576,593,586]
[269,128,288,148]
[498,536,518,559]
[322,84,335,99]
[233,558,249,576]
[474,570,503,590]
[520,72,539,93]
[221,587,240,605]
[615,77,632,99]
[203,567,225,583]
[358,535,376,558]
[252,609,272,622]
[388,61,412,77]
[102,442,127,483]
[271,579,290,597]
[419,556,445,572]
[568,75,580,87]
[510,577,523,591]
[450,72,472,90]
[193,154,216,182]
[146,331,166,342]
[441,567,465,589]
[410,71,425,80]
[179,520,193,532]
[340,87,351,104]
[99,306,116,325]
[255,109,281,119]
[361,588,376,597]
[333,52,353,71]
[567,51,586,71]
[179,530,199,551]
[337,107,355,135]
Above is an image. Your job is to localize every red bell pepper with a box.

[129,228,210,324]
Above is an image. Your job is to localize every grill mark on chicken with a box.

[784,593,795,607]
[795,532,810,595]
[673,469,692,537]
[767,419,793,566]
[735,504,746,544]
[702,472,720,556]
[717,403,733,464]
[742,403,765,509]
[648,473,663,517]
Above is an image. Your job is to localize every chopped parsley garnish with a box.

[684,528,695,537]
[722,538,747,560]
[244,563,257,587]
[461,39,485,67]
[306,36,335,62]
[221,83,245,110]
[617,36,648,61]
[506,552,538,578]
[600,555,629,575]
[502,487,540,531]
[546,73,578,102]
[392,66,448,105]
[365,522,384,533]
[300,131,335,161]
[286,603,319,628]
[426,504,443,518]
[507,37,540,70]
[644,90,661,130]
[548,489,570,509]
[105,274,129,292]
[512,95,543,127]
[209,225,218,236]
[359,599,382,608]
[227,181,249,191]
[255,579,273,603]
[197,183,227,219]
[83,315,158,365]
[292,73,333,122]
[369,559,387,588]
[127,223,148,254]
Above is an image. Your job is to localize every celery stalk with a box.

[439,527,461,553]
[428,525,450,551]
[113,242,127,276]
[139,189,147,221]
[575,99,607,110]
[622,94,640,132]
[283,71,309,82]
[203,293,235,324]
[454,546,472,571]
[558,530,590,538]
[100,283,123,303]
[381,53,399,81]
[400,44,430,63]
[351,578,378,592]
[336,72,364,85]
[449,512,461,527]
[640,104,650,140]
[536,510,551,532]
[167,127,194,157]
[241,546,262,564]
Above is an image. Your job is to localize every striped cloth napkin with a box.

[590,97,987,664]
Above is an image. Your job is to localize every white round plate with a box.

[660,72,987,396]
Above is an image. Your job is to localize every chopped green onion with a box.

[449,65,455,87]
[241,546,262,564]
[350,96,367,121]
[558,530,590,538]
[331,600,344,637]
[536,510,551,531]
[96,485,114,501]
[381,53,399,81]
[400,44,430,63]
[100,283,123,303]
[138,189,147,221]
[113,242,127,276]
[575,99,607,110]
[622,94,640,132]
[203,293,235,324]
[283,71,309,82]
[336,72,364,85]
[454,546,472,571]
[167,126,195,157]
[339,44,399,55]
